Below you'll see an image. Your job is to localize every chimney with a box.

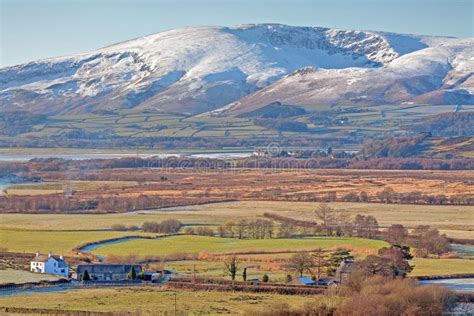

[60,255,64,260]
[48,252,52,258]
[36,251,40,257]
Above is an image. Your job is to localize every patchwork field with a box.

[1,198,473,279]
[4,106,474,156]
[9,169,472,214]
[2,201,471,237]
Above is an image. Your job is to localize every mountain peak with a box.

[0,24,472,115]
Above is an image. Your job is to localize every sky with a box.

[0,0,472,67]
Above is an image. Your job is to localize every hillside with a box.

[1,24,473,117]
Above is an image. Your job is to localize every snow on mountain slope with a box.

[0,24,471,115]
[218,38,474,115]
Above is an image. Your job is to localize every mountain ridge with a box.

[0,24,472,116]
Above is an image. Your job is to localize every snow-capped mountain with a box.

[0,24,472,116]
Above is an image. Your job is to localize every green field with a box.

[91,235,387,257]
[0,230,155,255]
[409,258,474,277]
[0,212,215,231]
[0,287,327,315]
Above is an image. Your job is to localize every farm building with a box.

[315,277,337,287]
[288,276,316,286]
[30,252,69,277]
[336,259,355,285]
[76,264,142,281]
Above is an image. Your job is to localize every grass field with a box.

[1,201,472,237]
[410,258,474,277]
[0,212,214,231]
[0,199,472,280]
[0,269,61,284]
[170,201,474,233]
[4,180,139,196]
[91,235,387,257]
[0,287,328,315]
[0,230,155,255]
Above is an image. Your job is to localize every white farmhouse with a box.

[30,252,69,277]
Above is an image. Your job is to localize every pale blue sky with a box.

[1,0,472,67]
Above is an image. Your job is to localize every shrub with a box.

[262,274,269,283]
[111,224,127,231]
[142,220,183,233]
[128,225,140,231]
[338,276,455,315]
[81,269,90,281]
[195,227,214,236]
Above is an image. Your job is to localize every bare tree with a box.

[286,252,314,277]
[236,220,247,239]
[315,204,336,236]
[224,256,239,281]
[312,248,330,280]
[385,224,408,245]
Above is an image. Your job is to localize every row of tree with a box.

[0,194,224,213]
[216,219,274,239]
[285,248,354,279]
[142,219,183,234]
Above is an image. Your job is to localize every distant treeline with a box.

[411,112,474,137]
[2,156,473,174]
[0,194,229,214]
[0,134,337,150]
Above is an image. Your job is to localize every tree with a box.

[111,224,127,231]
[359,191,369,202]
[358,255,393,277]
[315,204,335,236]
[278,222,295,238]
[224,256,239,281]
[142,220,182,233]
[354,214,379,239]
[312,248,330,279]
[412,225,449,257]
[327,249,354,275]
[128,266,137,280]
[365,215,379,239]
[236,220,247,239]
[358,249,412,278]
[262,274,269,282]
[377,187,396,203]
[378,247,413,277]
[286,252,314,277]
[217,225,226,237]
[386,224,408,245]
[224,221,236,238]
[82,269,91,281]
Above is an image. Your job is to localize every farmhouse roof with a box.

[76,264,142,274]
[32,252,68,267]
[296,277,316,285]
[32,254,50,263]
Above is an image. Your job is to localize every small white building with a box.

[30,252,69,278]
